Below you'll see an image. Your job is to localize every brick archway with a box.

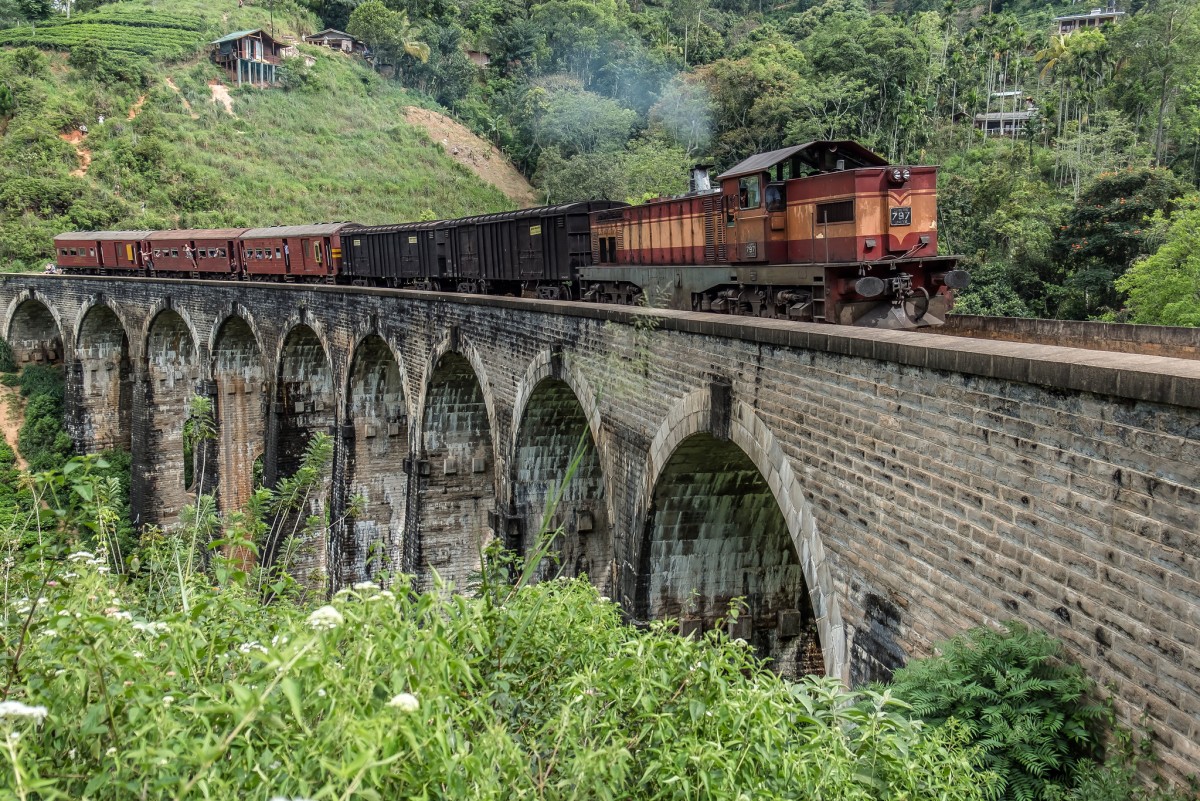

[633,388,846,680]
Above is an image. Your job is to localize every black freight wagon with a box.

[341,201,626,297]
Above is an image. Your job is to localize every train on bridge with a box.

[52,140,968,329]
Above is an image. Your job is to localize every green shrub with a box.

[889,621,1108,801]
[0,337,15,373]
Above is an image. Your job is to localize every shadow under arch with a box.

[4,290,66,367]
[508,349,614,593]
[632,388,847,681]
[411,330,499,591]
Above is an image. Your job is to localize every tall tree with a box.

[1111,0,1200,165]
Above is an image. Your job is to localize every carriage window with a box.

[314,243,323,264]
[815,200,855,224]
[219,248,227,257]
[765,183,786,212]
[265,249,272,259]
[153,250,161,258]
[256,249,264,259]
[275,248,281,259]
[60,249,67,257]
[171,249,179,258]
[738,176,761,209]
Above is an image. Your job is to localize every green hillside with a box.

[0,0,517,267]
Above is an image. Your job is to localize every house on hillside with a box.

[974,90,1037,137]
[211,29,284,86]
[1053,3,1125,34]
[303,29,368,57]
[464,48,491,68]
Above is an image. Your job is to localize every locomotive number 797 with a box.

[890,206,912,226]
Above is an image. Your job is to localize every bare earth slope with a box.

[403,107,539,207]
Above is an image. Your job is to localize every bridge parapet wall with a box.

[3,274,1199,783]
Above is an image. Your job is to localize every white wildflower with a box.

[106,610,132,622]
[67,551,95,563]
[387,693,419,712]
[132,621,170,636]
[306,606,344,631]
[316,688,326,697]
[132,651,144,659]
[352,581,378,592]
[379,590,395,600]
[96,566,110,574]
[105,747,116,757]
[67,748,76,759]
[599,596,611,603]
[162,696,174,707]
[8,731,19,743]
[732,638,748,647]
[0,701,48,723]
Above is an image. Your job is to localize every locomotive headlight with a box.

[902,168,911,181]
[891,168,903,182]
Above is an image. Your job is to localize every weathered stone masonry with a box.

[3,274,1200,783]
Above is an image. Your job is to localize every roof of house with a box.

[211,29,280,45]
[304,28,360,40]
[974,111,1036,122]
[1053,9,1125,21]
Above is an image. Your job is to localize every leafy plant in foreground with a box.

[889,621,1109,801]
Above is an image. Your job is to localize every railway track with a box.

[931,314,1200,361]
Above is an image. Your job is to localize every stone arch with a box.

[340,332,410,584]
[509,350,613,593]
[4,291,65,367]
[270,322,336,585]
[139,307,201,527]
[413,334,498,591]
[211,312,267,515]
[633,388,846,681]
[73,300,133,452]
[139,298,204,374]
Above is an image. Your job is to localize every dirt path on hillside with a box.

[0,385,28,471]
[128,94,147,121]
[165,77,200,119]
[403,107,537,206]
[209,81,235,117]
[60,130,91,177]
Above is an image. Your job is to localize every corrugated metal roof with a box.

[304,29,358,40]
[716,141,888,180]
[147,229,248,241]
[241,223,355,238]
[346,202,626,235]
[55,231,154,242]
[211,29,263,45]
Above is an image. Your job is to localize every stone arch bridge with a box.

[4,274,1200,779]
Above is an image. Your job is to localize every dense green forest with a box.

[0,0,1198,321]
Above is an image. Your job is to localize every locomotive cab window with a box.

[765,183,786,213]
[738,176,761,209]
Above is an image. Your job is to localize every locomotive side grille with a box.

[591,232,600,263]
[703,197,716,261]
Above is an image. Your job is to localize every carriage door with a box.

[517,220,543,281]
[457,226,480,279]
[300,238,310,275]
[725,173,768,263]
